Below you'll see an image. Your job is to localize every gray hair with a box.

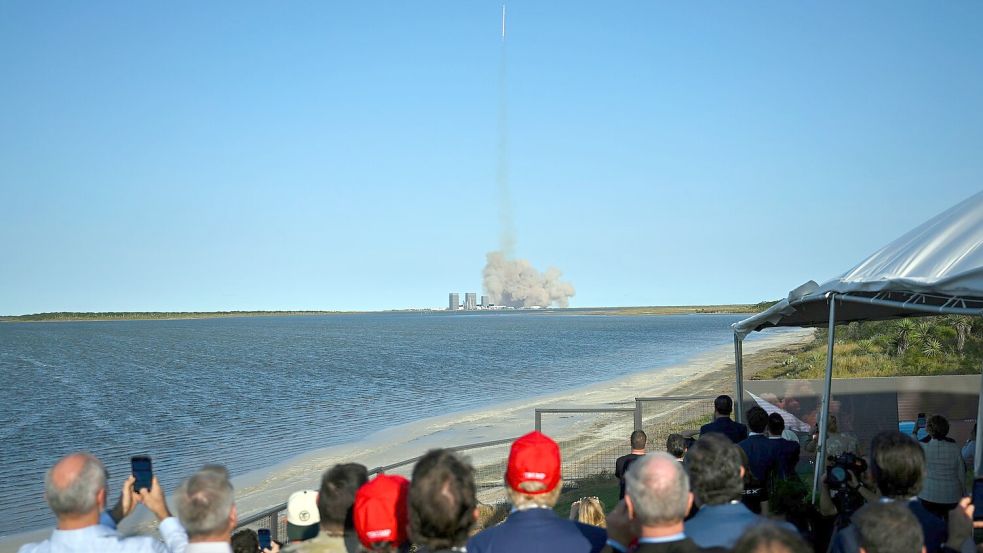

[624,452,689,525]
[45,453,107,517]
[176,464,235,537]
[855,501,924,553]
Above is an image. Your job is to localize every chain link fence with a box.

[236,438,516,542]
[634,396,716,453]
[237,397,712,541]
[533,408,637,481]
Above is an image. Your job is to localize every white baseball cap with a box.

[286,489,320,541]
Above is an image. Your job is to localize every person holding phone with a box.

[18,452,187,553]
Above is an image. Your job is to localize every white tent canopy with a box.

[735,190,983,338]
[730,190,983,498]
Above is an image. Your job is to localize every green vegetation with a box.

[555,473,621,518]
[0,310,355,322]
[752,315,983,379]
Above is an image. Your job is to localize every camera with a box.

[825,452,867,490]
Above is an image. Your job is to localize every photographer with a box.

[826,431,972,553]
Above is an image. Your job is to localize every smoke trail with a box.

[497,15,515,256]
[483,251,576,308]
[482,5,575,308]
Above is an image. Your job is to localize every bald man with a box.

[603,453,721,553]
[19,452,187,553]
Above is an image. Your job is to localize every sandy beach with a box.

[226,328,814,519]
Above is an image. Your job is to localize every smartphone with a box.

[973,479,983,521]
[258,529,272,550]
[916,413,927,429]
[131,456,153,493]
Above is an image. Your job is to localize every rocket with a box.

[502,4,506,40]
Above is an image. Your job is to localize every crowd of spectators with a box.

[17,394,983,553]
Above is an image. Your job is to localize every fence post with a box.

[535,409,542,432]
[634,399,643,431]
[270,515,279,543]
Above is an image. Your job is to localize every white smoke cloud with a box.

[482,250,575,308]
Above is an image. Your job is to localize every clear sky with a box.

[2,2,981,314]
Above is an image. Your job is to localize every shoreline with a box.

[229,328,815,519]
[0,327,813,551]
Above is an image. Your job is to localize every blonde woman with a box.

[569,496,606,528]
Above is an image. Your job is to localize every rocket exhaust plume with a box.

[482,5,576,308]
[484,251,576,308]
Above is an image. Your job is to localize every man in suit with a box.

[767,413,801,479]
[603,453,722,553]
[739,407,784,489]
[468,431,606,553]
[684,434,791,550]
[699,395,748,444]
[615,430,647,499]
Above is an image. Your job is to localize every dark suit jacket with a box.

[467,508,607,553]
[739,434,783,484]
[771,437,801,477]
[700,417,749,444]
[615,453,643,499]
[829,499,947,553]
[599,537,727,553]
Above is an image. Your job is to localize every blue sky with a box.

[1,2,981,313]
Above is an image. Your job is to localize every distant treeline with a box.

[754,315,983,379]
[0,311,353,322]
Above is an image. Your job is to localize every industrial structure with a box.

[447,292,493,311]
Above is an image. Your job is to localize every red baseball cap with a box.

[354,473,409,548]
[506,431,561,494]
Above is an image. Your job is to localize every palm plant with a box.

[922,338,944,357]
[856,339,878,356]
[950,315,973,354]
[894,318,918,356]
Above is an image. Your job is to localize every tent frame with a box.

[733,290,983,501]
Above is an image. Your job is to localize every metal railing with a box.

[236,438,516,541]
[236,396,715,540]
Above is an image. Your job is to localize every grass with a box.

[554,473,622,518]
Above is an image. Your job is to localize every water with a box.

[0,311,763,537]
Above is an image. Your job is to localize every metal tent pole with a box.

[812,294,837,502]
[976,331,983,477]
[734,333,745,424]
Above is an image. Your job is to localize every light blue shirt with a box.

[638,532,686,544]
[18,512,187,553]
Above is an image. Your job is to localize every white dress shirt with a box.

[185,542,232,553]
[18,512,187,553]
